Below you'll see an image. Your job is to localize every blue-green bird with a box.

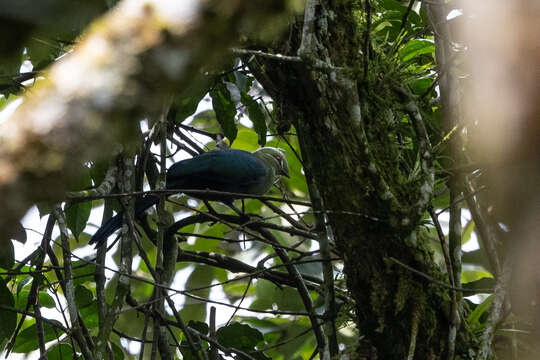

[89,147,289,246]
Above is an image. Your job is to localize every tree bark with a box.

[247,1,472,358]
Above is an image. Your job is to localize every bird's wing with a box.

[166,149,267,193]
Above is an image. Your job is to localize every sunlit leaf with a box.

[66,201,92,240]
[399,40,435,62]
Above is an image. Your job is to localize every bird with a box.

[88,147,289,246]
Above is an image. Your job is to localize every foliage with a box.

[0,0,525,359]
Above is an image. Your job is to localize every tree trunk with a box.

[247,1,473,358]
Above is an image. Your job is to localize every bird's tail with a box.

[88,195,159,247]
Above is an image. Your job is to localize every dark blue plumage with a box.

[88,148,289,246]
[166,149,268,195]
[88,195,159,246]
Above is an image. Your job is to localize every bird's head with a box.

[253,147,290,178]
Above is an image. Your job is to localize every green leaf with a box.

[431,182,449,209]
[461,249,489,269]
[251,279,274,310]
[46,343,75,360]
[461,270,493,284]
[0,239,14,269]
[0,53,22,77]
[234,72,254,93]
[467,295,493,330]
[71,260,96,285]
[65,167,93,239]
[223,280,255,298]
[180,265,215,322]
[188,320,209,335]
[461,278,495,294]
[13,320,65,353]
[89,160,110,187]
[232,127,262,152]
[242,317,312,360]
[0,280,16,352]
[461,220,475,246]
[296,255,323,279]
[110,340,125,360]
[399,40,435,62]
[36,202,53,218]
[74,285,93,309]
[408,78,432,95]
[380,0,407,12]
[79,302,99,328]
[16,290,56,309]
[68,166,92,192]
[241,92,267,146]
[210,82,237,143]
[174,93,205,123]
[16,276,32,296]
[11,221,27,244]
[252,278,306,312]
[26,39,59,71]
[180,321,210,360]
[266,135,308,195]
[30,248,46,267]
[372,20,393,34]
[217,322,264,350]
[65,201,92,240]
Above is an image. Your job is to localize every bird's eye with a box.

[273,155,282,165]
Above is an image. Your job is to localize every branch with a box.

[95,199,112,330]
[95,155,134,357]
[428,206,458,359]
[67,188,313,207]
[66,165,118,199]
[463,178,502,277]
[0,0,291,239]
[231,48,303,63]
[53,206,95,360]
[308,184,339,357]
[258,227,327,356]
[399,0,417,33]
[478,251,514,360]
[387,257,493,293]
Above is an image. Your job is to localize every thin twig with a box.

[309,183,339,357]
[429,206,458,360]
[189,327,259,360]
[67,187,313,207]
[209,307,218,360]
[478,250,514,360]
[399,0,417,33]
[387,257,493,293]
[259,228,326,356]
[463,178,502,277]
[225,277,253,326]
[231,48,303,63]
[178,124,218,140]
[95,199,112,329]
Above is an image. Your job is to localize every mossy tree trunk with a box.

[247,1,473,358]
